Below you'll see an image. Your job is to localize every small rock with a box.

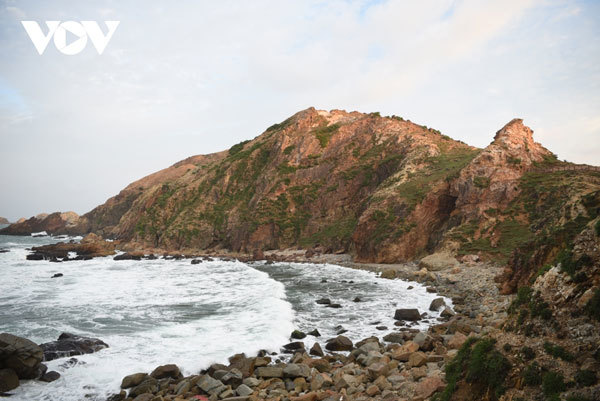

[282,342,305,352]
[255,366,284,379]
[191,259,202,265]
[326,303,342,308]
[291,330,306,339]
[353,297,362,302]
[40,370,60,382]
[383,333,404,343]
[236,383,253,396]
[308,329,321,337]
[447,332,468,349]
[440,307,455,318]
[316,298,331,305]
[51,273,63,278]
[429,297,446,311]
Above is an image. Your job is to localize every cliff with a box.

[2,108,598,289]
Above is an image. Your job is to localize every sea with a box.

[0,228,451,400]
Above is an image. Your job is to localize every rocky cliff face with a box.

[0,211,82,235]
[2,108,598,283]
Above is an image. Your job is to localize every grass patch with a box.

[298,216,357,248]
[542,371,566,398]
[313,123,340,148]
[228,140,250,156]
[434,338,510,401]
[543,341,575,362]
[474,176,491,188]
[575,370,597,387]
[283,145,295,155]
[584,289,600,321]
[522,362,542,386]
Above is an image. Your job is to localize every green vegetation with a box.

[595,219,600,236]
[542,371,566,398]
[369,111,381,117]
[283,145,295,155]
[312,123,340,148]
[520,346,536,361]
[509,286,552,323]
[543,341,575,362]
[277,162,297,175]
[522,362,542,386]
[474,176,491,188]
[396,147,480,209]
[298,216,357,248]
[566,396,595,401]
[507,156,522,165]
[575,369,597,387]
[435,338,510,401]
[584,289,600,321]
[389,115,404,121]
[266,117,293,132]
[228,140,250,156]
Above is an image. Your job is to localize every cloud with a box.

[0,0,598,220]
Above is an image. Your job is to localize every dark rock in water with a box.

[191,259,202,265]
[0,368,19,393]
[308,329,321,337]
[51,273,63,278]
[426,287,437,293]
[113,253,142,261]
[336,328,348,335]
[315,298,331,305]
[39,332,108,361]
[150,364,182,380]
[325,335,353,352]
[353,297,362,302]
[145,254,157,260]
[326,303,342,308]
[407,286,414,290]
[59,357,84,369]
[291,330,306,339]
[310,342,324,357]
[282,342,305,352]
[34,363,47,379]
[0,249,9,253]
[49,257,61,263]
[429,297,446,311]
[376,326,388,330]
[0,333,44,379]
[321,279,327,283]
[394,308,421,321]
[26,253,44,261]
[73,255,93,261]
[39,370,60,382]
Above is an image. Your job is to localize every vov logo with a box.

[21,21,119,55]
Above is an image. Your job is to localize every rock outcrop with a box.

[0,217,9,225]
[0,333,44,380]
[39,333,108,361]
[0,211,83,236]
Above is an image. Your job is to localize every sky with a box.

[0,0,599,221]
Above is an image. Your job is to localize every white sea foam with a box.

[0,237,450,401]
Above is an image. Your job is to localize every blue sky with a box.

[0,0,599,221]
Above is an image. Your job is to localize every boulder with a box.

[315,298,331,305]
[448,332,468,349]
[51,273,63,278]
[394,309,421,321]
[325,336,353,352]
[128,377,158,398]
[429,297,446,311]
[283,363,311,378]
[440,307,455,318]
[415,376,445,398]
[39,332,108,361]
[419,252,459,271]
[236,383,253,396]
[150,364,181,380]
[114,253,142,261]
[0,333,44,379]
[255,366,284,379]
[307,329,321,337]
[380,269,396,279]
[282,342,305,352]
[310,342,324,357]
[383,333,404,344]
[121,373,149,389]
[0,368,19,393]
[291,330,306,339]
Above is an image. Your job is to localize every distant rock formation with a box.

[0,217,9,225]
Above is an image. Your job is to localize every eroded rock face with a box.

[39,333,108,361]
[0,211,84,236]
[0,333,44,379]
[27,234,116,260]
[452,119,552,219]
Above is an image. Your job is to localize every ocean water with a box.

[0,232,450,400]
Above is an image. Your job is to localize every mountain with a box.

[2,107,599,289]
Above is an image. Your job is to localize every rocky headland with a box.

[1,108,599,400]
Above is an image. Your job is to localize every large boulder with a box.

[419,252,459,271]
[0,333,44,379]
[39,332,108,361]
[150,364,181,380]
